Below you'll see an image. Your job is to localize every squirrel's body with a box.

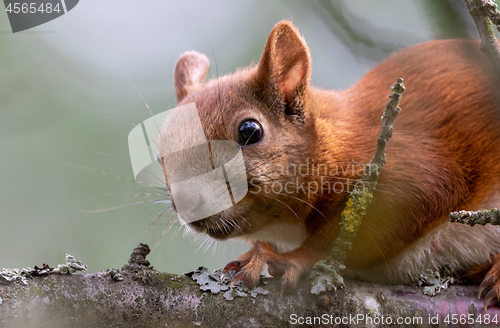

[317,39,500,282]
[158,21,500,302]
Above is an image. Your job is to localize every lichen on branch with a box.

[465,0,500,77]
[450,209,500,226]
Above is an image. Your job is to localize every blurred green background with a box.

[0,0,493,274]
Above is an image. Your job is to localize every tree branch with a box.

[450,209,500,226]
[465,0,500,77]
[1,244,498,328]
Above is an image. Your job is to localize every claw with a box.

[478,275,494,299]
[478,285,487,300]
[280,277,292,297]
[222,260,242,279]
[280,273,298,297]
[230,270,245,286]
[484,289,497,311]
[280,281,291,297]
[222,260,241,274]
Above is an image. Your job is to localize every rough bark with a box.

[450,209,500,226]
[1,260,500,328]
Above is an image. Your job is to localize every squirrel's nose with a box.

[174,191,205,223]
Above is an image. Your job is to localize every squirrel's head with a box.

[158,21,325,241]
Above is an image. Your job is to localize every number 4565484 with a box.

[444,314,498,325]
[5,3,61,14]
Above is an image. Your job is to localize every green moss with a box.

[165,278,185,290]
[342,187,374,233]
[27,285,44,298]
[199,295,218,321]
[156,272,187,290]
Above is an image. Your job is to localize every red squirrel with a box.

[158,21,500,304]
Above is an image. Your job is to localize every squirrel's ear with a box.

[256,21,311,108]
[174,51,210,102]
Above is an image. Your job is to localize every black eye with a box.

[238,119,263,146]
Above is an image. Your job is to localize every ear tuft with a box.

[257,21,311,106]
[174,51,210,102]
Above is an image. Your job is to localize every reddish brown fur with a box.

[339,40,500,269]
[161,21,500,296]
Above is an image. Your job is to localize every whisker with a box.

[111,66,155,120]
[102,116,138,128]
[80,201,149,213]
[262,194,300,221]
[274,191,328,221]
[56,161,164,189]
[89,191,166,200]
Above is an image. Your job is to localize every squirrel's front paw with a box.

[221,244,267,290]
[221,242,304,295]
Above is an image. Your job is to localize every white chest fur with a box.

[247,222,308,253]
